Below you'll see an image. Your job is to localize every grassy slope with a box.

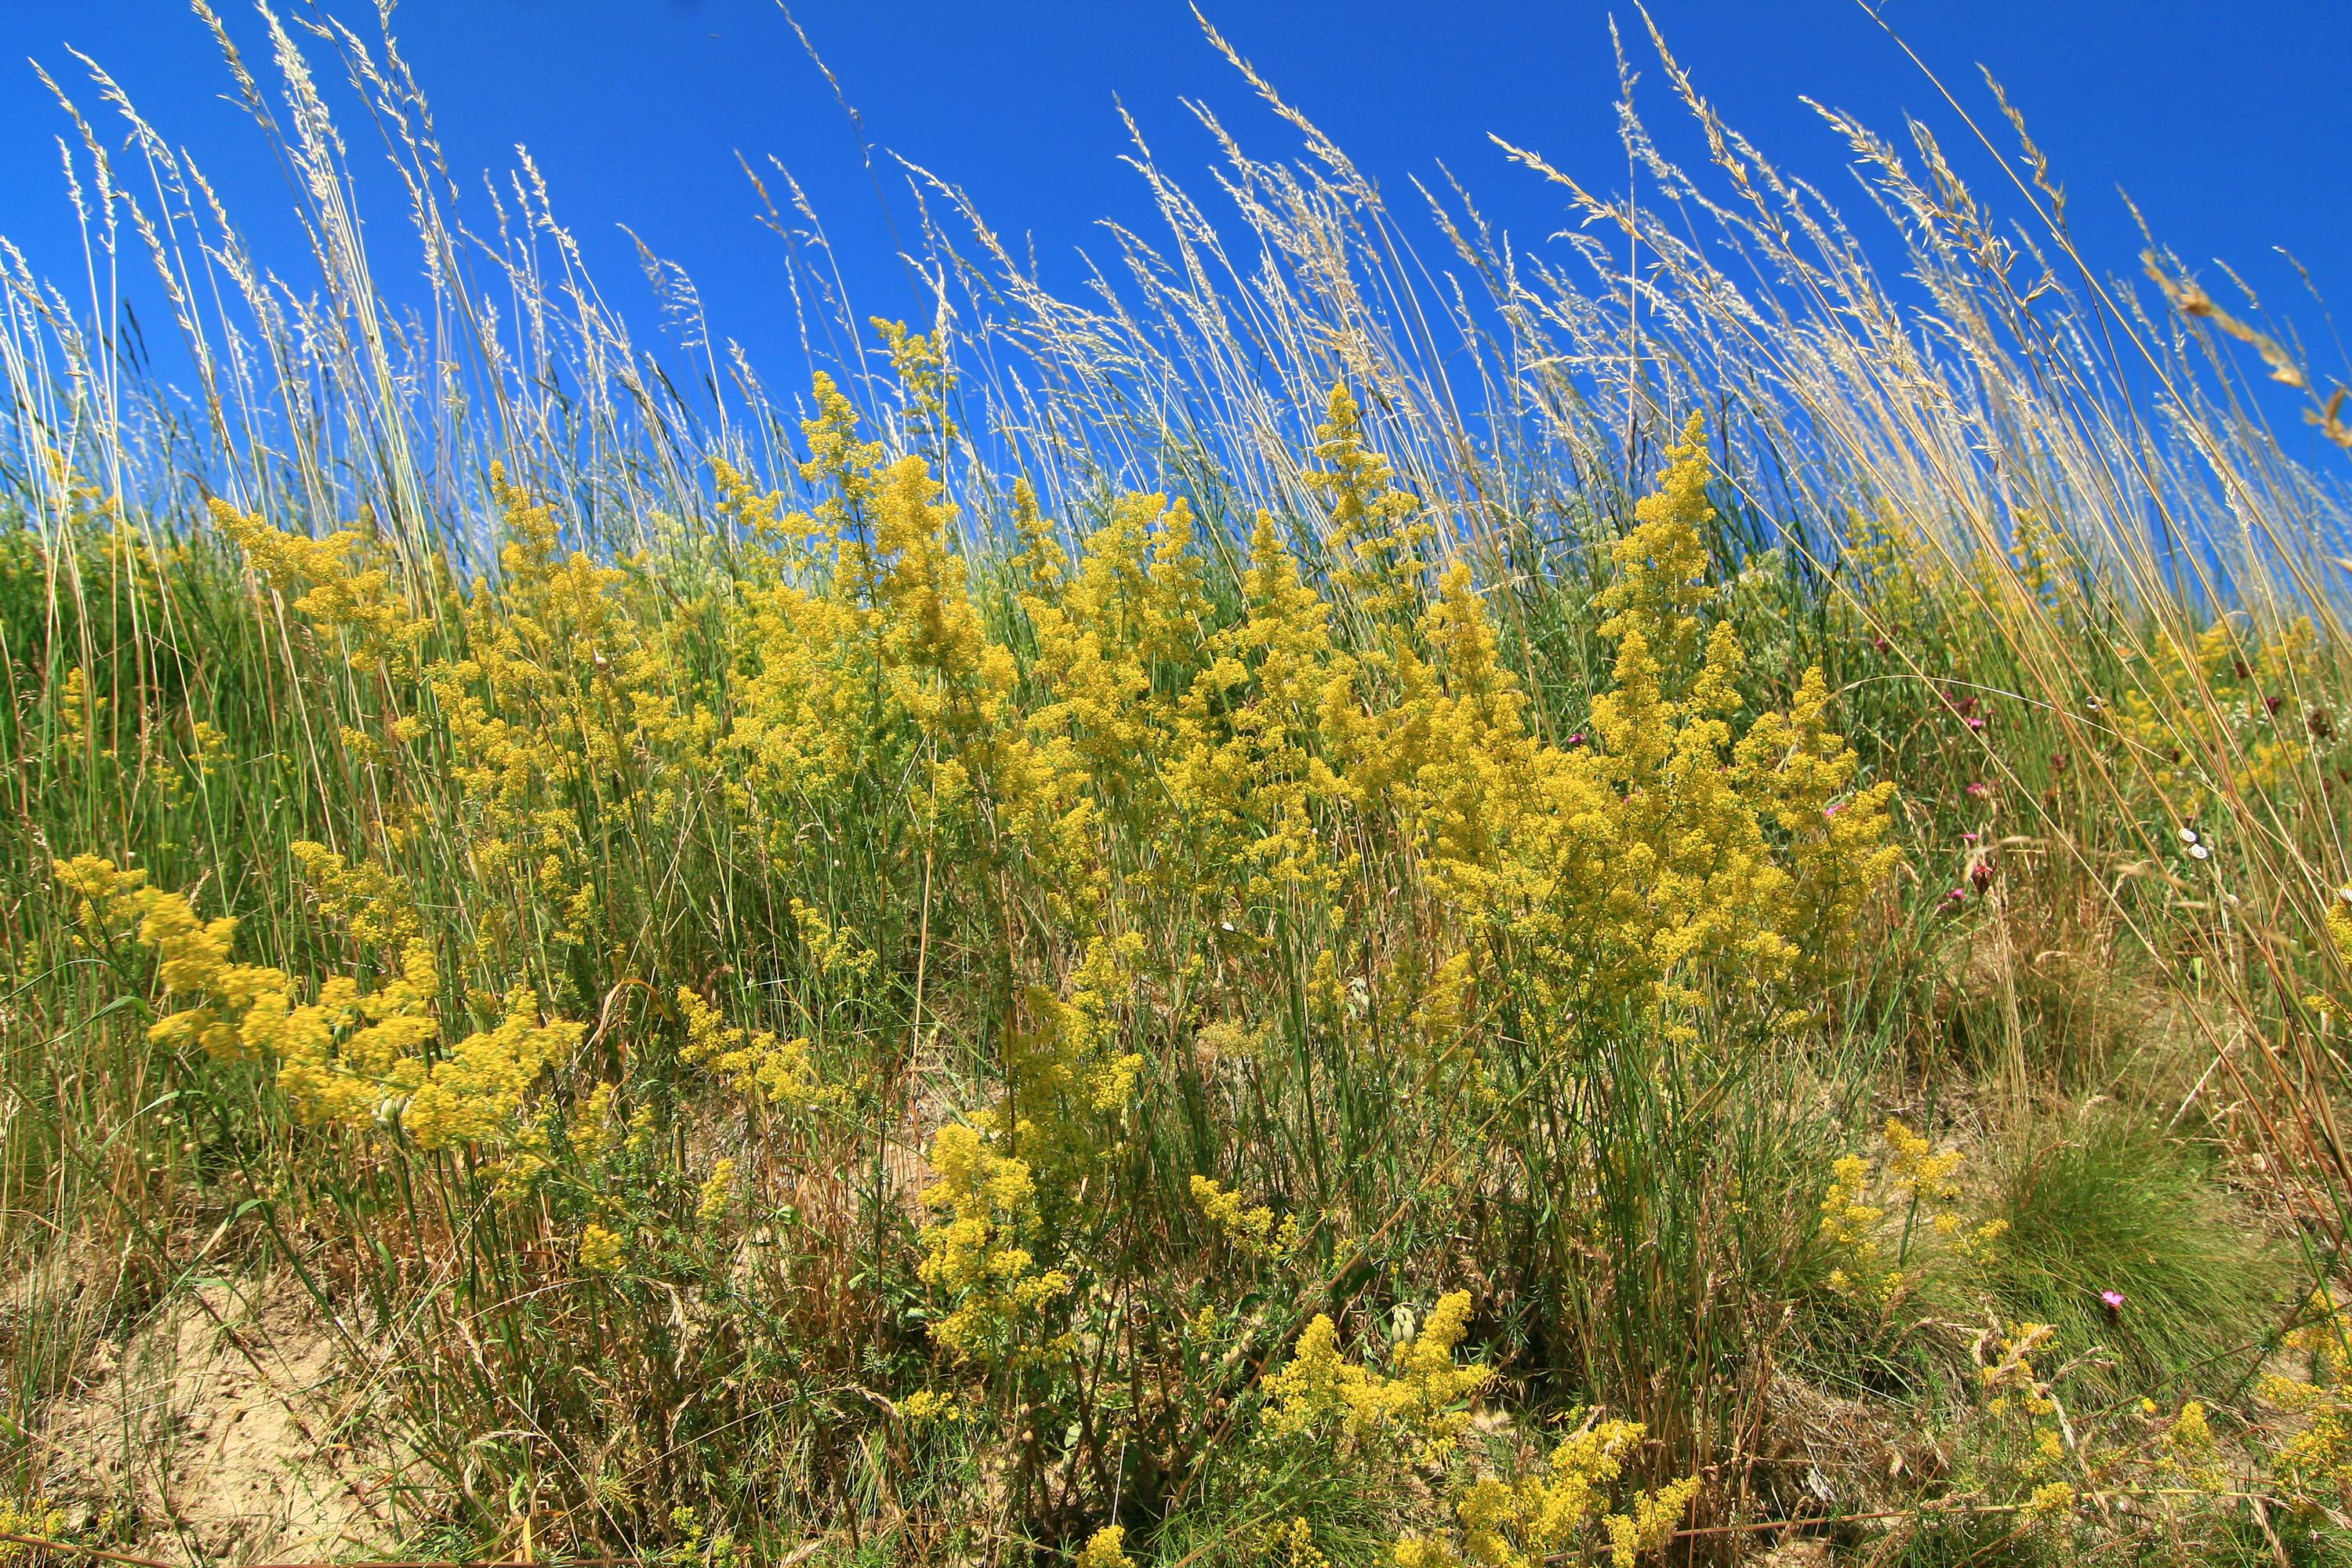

[5,13,2352,1568]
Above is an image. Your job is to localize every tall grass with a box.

[5,8,2352,1567]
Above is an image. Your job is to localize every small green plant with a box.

[1980,1109,2290,1394]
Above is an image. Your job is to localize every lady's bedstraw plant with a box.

[53,855,580,1152]
[916,1120,1072,1364]
[1328,412,1900,1041]
[2259,1290,2352,1512]
[1393,1415,1699,1568]
[1817,1117,2005,1305]
[1261,1290,1490,1461]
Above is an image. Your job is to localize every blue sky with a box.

[3,1,2350,402]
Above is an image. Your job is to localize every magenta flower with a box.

[2100,1290,2125,1316]
[1965,782,1991,799]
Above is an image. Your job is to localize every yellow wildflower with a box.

[1073,1525,1131,1568]
[578,1223,626,1275]
[678,986,822,1107]
[1191,1174,1300,1259]
[696,1159,737,1225]
[1263,1290,1490,1457]
[916,1120,1069,1360]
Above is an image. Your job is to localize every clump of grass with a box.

[1980,1108,2291,1396]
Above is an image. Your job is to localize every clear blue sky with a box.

[4,1,2350,400]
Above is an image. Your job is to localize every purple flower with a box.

[1565,732,1586,747]
[2100,1290,2125,1316]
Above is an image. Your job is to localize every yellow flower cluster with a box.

[1818,1117,2003,1303]
[55,666,111,763]
[1265,1516,1329,1568]
[1317,412,1899,1035]
[696,1159,738,1225]
[710,383,1889,1120]
[1072,1524,1132,1568]
[209,495,426,672]
[1262,1290,1490,1458]
[872,317,956,454]
[1981,1323,2060,1420]
[2020,1480,2075,1522]
[915,1121,1071,1360]
[677,987,822,1108]
[219,463,717,963]
[896,1388,964,1426]
[1189,1174,1300,1260]
[55,855,576,1150]
[400,991,583,1149]
[289,838,420,950]
[1306,383,1433,621]
[1004,936,1148,1180]
[1882,1116,1964,1202]
[2112,615,2315,812]
[2259,1290,2352,1510]
[1817,1152,1889,1301]
[2151,1399,2230,1495]
[0,1495,64,1562]
[1395,1417,1697,1568]
[578,1222,626,1274]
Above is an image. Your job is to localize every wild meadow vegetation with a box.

[11,9,2352,1566]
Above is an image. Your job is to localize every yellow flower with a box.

[1399,1414,1697,1568]
[1190,1174,1299,1259]
[678,987,822,1108]
[2022,1481,2074,1520]
[1305,383,1432,620]
[1882,1117,1964,1203]
[1328,412,1897,1036]
[696,1159,738,1225]
[897,1388,963,1425]
[916,1120,1069,1360]
[1267,1517,1328,1568]
[400,990,583,1149]
[1073,1525,1131,1568]
[1263,1291,1490,1457]
[1603,1476,1698,1568]
[577,1223,626,1274]
[0,1496,64,1560]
